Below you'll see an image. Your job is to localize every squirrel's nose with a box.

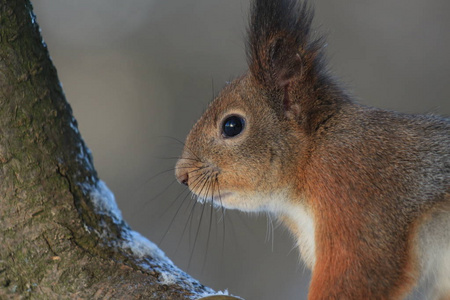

[177,171,189,186]
[175,160,189,186]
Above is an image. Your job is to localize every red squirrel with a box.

[175,0,450,298]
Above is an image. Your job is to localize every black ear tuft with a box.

[247,0,324,89]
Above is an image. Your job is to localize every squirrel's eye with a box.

[222,115,245,138]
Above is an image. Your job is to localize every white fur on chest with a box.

[263,193,316,269]
[282,204,316,269]
[409,208,450,300]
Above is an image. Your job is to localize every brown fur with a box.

[175,0,450,298]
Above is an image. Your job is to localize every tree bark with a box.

[0,1,231,299]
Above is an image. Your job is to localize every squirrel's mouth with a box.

[194,191,233,207]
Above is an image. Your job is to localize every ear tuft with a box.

[247,0,324,90]
[269,38,303,88]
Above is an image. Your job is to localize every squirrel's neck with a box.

[275,199,316,269]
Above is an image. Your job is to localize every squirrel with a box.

[174,0,450,299]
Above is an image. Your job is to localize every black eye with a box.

[222,115,245,138]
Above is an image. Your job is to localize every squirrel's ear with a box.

[247,0,323,92]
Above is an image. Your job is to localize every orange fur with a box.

[175,0,450,298]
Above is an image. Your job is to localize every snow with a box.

[89,180,171,262]
[197,289,245,300]
[122,230,170,263]
[87,179,233,299]
[89,180,122,223]
[158,271,177,285]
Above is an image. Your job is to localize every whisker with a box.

[185,175,208,252]
[266,213,275,252]
[160,156,201,162]
[235,210,257,236]
[162,168,208,252]
[126,165,182,207]
[158,135,203,163]
[201,174,216,274]
[138,164,208,221]
[140,167,179,188]
[225,211,239,263]
[135,178,178,214]
[158,135,187,146]
[187,171,213,270]
[215,176,226,264]
[158,186,189,221]
[174,194,198,255]
[158,187,191,246]
[184,165,210,175]
[175,171,209,255]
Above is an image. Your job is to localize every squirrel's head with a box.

[176,74,303,211]
[175,0,342,212]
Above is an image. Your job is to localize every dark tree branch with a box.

[0,1,238,299]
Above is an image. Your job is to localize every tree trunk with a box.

[0,1,233,299]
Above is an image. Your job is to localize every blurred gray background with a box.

[33,0,450,299]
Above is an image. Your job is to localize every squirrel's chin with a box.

[195,192,233,207]
[194,191,275,212]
